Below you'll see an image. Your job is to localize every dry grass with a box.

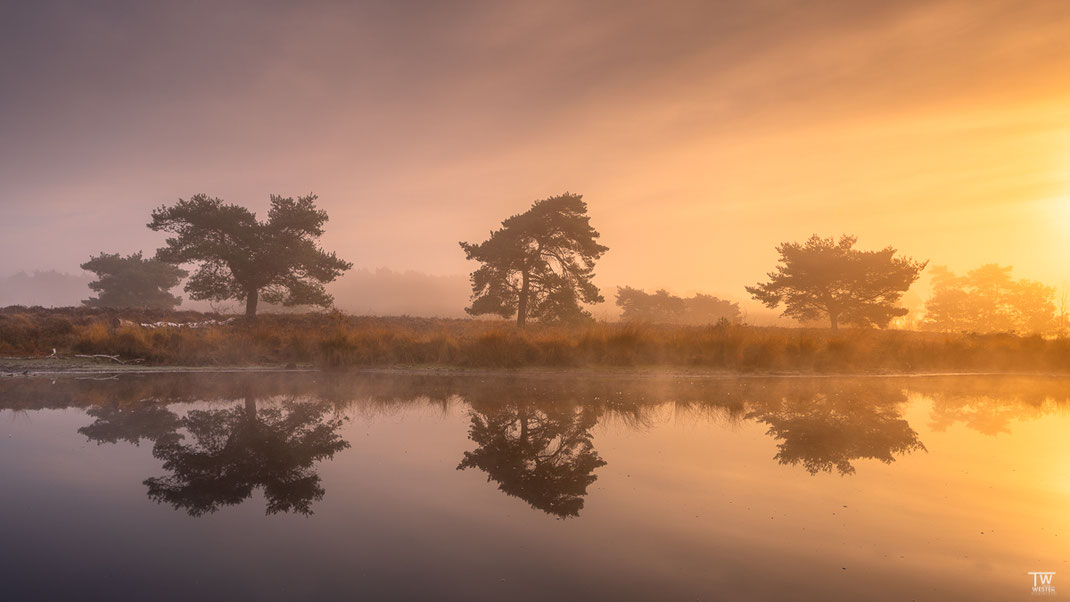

[3,305,1070,373]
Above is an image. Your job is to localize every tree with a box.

[459,193,608,327]
[616,286,741,324]
[746,235,926,330]
[80,252,188,310]
[920,264,1058,334]
[148,193,352,317]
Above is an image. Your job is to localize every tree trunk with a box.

[516,271,530,328]
[829,312,839,331]
[245,289,259,318]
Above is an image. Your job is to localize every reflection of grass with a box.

[4,306,1070,372]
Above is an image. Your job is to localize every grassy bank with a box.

[2,306,1070,373]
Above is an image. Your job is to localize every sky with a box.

[4,0,1070,311]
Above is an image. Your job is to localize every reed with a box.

[3,306,1070,373]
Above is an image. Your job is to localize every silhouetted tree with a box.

[148,194,352,317]
[458,402,606,518]
[746,235,926,330]
[144,397,349,516]
[80,252,187,310]
[616,286,741,324]
[921,264,1058,334]
[459,193,608,326]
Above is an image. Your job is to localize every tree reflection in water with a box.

[458,402,606,518]
[747,386,926,475]
[145,397,349,516]
[80,393,349,516]
[78,401,181,446]
[61,373,961,516]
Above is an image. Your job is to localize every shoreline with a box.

[6,309,1070,376]
[5,358,1070,380]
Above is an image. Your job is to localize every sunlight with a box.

[7,2,1070,599]
[1042,195,1070,243]
[1052,130,1070,234]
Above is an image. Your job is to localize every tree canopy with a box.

[616,286,741,325]
[459,193,608,326]
[920,264,1060,334]
[148,193,352,317]
[746,235,926,330]
[80,252,187,310]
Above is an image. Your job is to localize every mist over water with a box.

[1,372,1065,601]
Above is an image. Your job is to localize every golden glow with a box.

[5,2,1070,316]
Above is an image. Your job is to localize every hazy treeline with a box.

[920,264,1067,335]
[331,268,469,318]
[1,268,472,317]
[8,193,1070,335]
[616,287,741,325]
[0,271,93,307]
[8,263,1069,334]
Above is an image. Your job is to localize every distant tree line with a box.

[921,264,1064,335]
[615,287,741,325]
[2,270,93,308]
[72,189,1067,335]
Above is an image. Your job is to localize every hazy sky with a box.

[4,0,1070,305]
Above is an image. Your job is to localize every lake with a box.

[0,371,1066,600]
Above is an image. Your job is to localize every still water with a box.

[0,372,1066,601]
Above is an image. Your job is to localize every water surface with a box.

[0,372,1066,600]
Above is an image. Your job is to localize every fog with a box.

[1,267,773,323]
[0,268,472,318]
[3,1,1070,325]
[0,271,93,308]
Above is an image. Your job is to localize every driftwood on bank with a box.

[0,349,145,365]
[73,354,145,365]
